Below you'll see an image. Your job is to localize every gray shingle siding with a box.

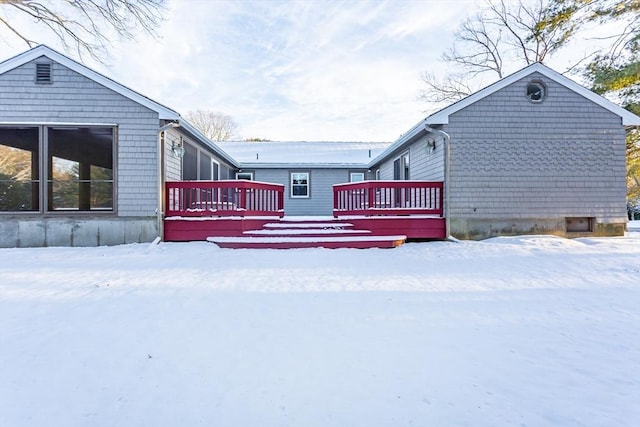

[163,129,236,182]
[0,58,160,246]
[445,73,626,220]
[371,72,627,238]
[441,73,627,237]
[374,135,444,181]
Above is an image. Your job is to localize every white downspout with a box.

[424,125,452,239]
[157,121,180,241]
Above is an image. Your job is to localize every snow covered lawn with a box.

[1,225,639,426]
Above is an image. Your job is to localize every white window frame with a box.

[235,172,253,180]
[394,152,410,180]
[211,158,220,180]
[290,171,310,198]
[350,172,365,182]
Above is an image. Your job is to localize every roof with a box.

[0,45,180,120]
[0,45,242,167]
[177,119,240,168]
[218,141,390,168]
[424,62,640,127]
[370,62,640,167]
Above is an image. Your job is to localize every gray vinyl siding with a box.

[0,57,160,246]
[252,168,354,215]
[444,72,627,234]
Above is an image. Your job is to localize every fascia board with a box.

[0,45,180,120]
[368,120,425,168]
[424,62,640,126]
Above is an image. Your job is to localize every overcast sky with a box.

[0,0,604,142]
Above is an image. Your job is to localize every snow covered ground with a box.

[1,223,639,426]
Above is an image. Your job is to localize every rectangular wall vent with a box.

[35,63,52,84]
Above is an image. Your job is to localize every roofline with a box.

[176,118,241,168]
[368,120,426,168]
[0,45,180,120]
[236,163,370,169]
[370,62,640,167]
[424,62,640,126]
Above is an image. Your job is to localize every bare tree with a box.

[419,0,581,106]
[0,0,165,61]
[418,71,476,104]
[185,110,239,142]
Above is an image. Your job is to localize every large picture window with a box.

[48,127,114,211]
[0,126,114,213]
[291,172,309,198]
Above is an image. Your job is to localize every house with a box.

[368,63,640,239]
[1,45,638,248]
[0,45,236,247]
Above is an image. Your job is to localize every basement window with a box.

[566,217,593,233]
[35,63,52,84]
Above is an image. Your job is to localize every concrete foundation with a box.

[449,217,626,240]
[0,217,158,248]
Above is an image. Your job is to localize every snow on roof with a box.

[217,141,391,168]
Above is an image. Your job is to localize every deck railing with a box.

[333,180,444,217]
[166,180,285,217]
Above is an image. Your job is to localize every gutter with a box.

[424,126,452,239]
[157,121,180,241]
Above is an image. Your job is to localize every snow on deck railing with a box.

[166,180,285,217]
[333,180,444,217]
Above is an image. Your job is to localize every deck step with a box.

[244,228,371,236]
[206,234,407,249]
[262,222,353,229]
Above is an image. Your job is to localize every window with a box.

[236,172,253,180]
[526,81,546,102]
[290,172,309,198]
[566,217,593,233]
[0,126,115,212]
[350,172,365,182]
[393,152,410,180]
[0,127,40,211]
[211,159,220,181]
[182,141,198,180]
[47,127,114,211]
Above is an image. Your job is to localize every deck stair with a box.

[206,218,406,249]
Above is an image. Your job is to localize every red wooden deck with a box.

[164,180,446,248]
